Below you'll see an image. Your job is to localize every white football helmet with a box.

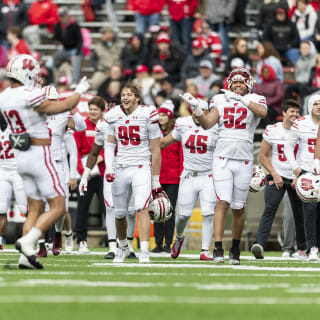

[148,192,172,223]
[296,172,320,203]
[6,54,41,87]
[249,165,266,193]
[42,85,60,100]
[226,67,255,92]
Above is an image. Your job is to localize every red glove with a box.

[152,186,163,199]
[106,173,115,182]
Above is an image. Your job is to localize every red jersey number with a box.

[277,144,299,162]
[3,110,26,134]
[308,138,316,153]
[224,107,247,129]
[185,134,208,154]
[118,126,140,146]
[0,140,14,160]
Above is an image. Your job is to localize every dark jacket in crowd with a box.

[53,16,83,54]
[263,10,300,55]
[148,44,187,83]
[0,0,29,41]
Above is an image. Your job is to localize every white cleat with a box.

[78,241,90,254]
[113,246,130,263]
[18,254,37,269]
[308,246,319,261]
[281,251,292,258]
[139,251,150,263]
[65,232,74,253]
[15,238,43,269]
[292,250,307,260]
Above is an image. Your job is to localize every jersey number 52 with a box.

[223,107,247,129]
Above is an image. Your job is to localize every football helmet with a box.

[148,192,172,223]
[226,67,255,92]
[249,165,266,193]
[296,172,320,203]
[42,85,60,100]
[6,54,41,88]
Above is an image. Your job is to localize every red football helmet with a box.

[226,67,254,92]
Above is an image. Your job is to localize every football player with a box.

[0,112,27,251]
[160,99,218,260]
[251,99,306,260]
[0,54,89,269]
[79,115,137,260]
[104,83,162,263]
[284,94,320,261]
[180,67,267,264]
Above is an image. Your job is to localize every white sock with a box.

[0,236,3,245]
[127,238,134,252]
[202,215,214,251]
[119,239,128,248]
[65,229,72,236]
[38,239,45,244]
[140,241,149,252]
[24,227,42,243]
[175,215,189,238]
[109,241,117,253]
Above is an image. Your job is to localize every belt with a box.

[186,170,211,177]
[30,138,51,146]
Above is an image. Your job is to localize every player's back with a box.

[0,86,48,138]
[105,104,160,166]
[173,116,217,172]
[210,93,267,160]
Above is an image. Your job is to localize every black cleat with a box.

[151,245,163,253]
[127,251,137,259]
[229,247,240,265]
[16,241,43,269]
[104,251,115,259]
[213,247,225,263]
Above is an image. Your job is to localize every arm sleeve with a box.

[28,88,47,108]
[147,108,161,139]
[284,127,300,171]
[64,132,78,179]
[94,120,104,146]
[171,121,182,141]
[72,113,87,132]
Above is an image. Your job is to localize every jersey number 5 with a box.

[118,126,140,146]
[185,134,208,154]
[224,107,247,129]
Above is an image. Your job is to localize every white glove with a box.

[179,92,203,116]
[312,158,320,175]
[79,167,91,196]
[75,76,90,95]
[79,177,88,196]
[221,89,250,107]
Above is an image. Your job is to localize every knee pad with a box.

[231,201,245,210]
[113,208,127,219]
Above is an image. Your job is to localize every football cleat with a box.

[229,247,240,265]
[15,239,43,269]
[292,250,307,260]
[52,232,62,256]
[251,243,264,259]
[127,251,137,259]
[308,246,319,261]
[213,247,225,263]
[104,251,115,259]
[200,250,213,261]
[78,241,90,254]
[36,245,47,258]
[113,246,130,263]
[151,245,163,253]
[171,236,184,259]
[18,254,39,269]
[163,244,171,253]
[0,244,3,252]
[64,232,73,254]
[281,251,292,258]
[139,251,150,263]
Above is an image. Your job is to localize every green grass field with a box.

[1,246,320,320]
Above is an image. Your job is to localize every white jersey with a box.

[172,116,218,172]
[263,122,298,179]
[46,111,71,161]
[0,86,48,138]
[209,93,267,160]
[284,115,318,172]
[95,118,109,147]
[0,127,16,170]
[105,104,161,166]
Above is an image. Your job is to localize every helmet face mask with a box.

[6,54,41,88]
[226,67,254,93]
[148,192,172,223]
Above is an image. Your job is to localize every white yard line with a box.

[0,295,319,304]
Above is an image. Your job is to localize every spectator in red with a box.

[149,32,187,84]
[254,64,285,126]
[195,19,222,67]
[6,26,30,65]
[22,0,58,48]
[152,99,183,253]
[167,0,198,53]
[74,97,106,253]
[129,0,166,35]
